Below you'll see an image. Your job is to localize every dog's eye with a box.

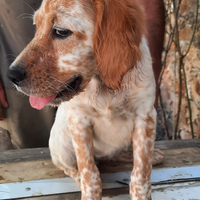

[53,28,73,39]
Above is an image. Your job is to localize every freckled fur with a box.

[11,0,165,199]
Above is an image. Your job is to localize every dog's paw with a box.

[152,149,164,166]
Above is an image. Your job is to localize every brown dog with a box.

[7,0,165,199]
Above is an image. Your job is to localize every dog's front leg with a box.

[130,109,156,200]
[68,115,102,200]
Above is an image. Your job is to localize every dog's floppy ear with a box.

[92,0,145,89]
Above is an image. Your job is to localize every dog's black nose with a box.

[7,65,26,86]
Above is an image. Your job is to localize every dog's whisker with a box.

[22,16,34,20]
[65,84,77,94]
[3,54,17,64]
[46,75,77,94]
[43,105,54,113]
[46,81,59,92]
[46,81,66,97]
[3,59,16,64]
[36,87,40,98]
[50,76,78,94]
[5,54,17,58]
[21,0,36,13]
[17,13,34,19]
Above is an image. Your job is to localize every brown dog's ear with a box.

[92,0,145,89]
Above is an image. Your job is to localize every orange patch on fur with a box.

[92,0,145,89]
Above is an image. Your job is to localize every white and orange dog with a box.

[7,0,164,199]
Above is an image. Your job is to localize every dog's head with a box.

[7,0,144,109]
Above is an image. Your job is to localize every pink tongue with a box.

[29,95,56,110]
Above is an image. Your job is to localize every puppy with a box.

[7,0,164,199]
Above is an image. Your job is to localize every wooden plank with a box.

[155,138,200,150]
[1,165,200,199]
[1,147,200,184]
[17,188,129,200]
[1,139,200,165]
[0,140,199,200]
[98,147,200,172]
[154,147,200,169]
[0,174,128,199]
[0,160,65,184]
[0,148,50,164]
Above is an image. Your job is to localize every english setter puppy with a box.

[7,0,164,199]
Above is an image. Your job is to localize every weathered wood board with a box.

[0,139,200,200]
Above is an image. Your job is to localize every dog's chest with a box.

[91,108,135,157]
[71,87,136,157]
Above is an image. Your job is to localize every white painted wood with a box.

[115,165,200,184]
[0,178,79,200]
[0,176,126,199]
[102,181,200,200]
[151,181,200,200]
[151,165,200,183]
[0,166,200,199]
